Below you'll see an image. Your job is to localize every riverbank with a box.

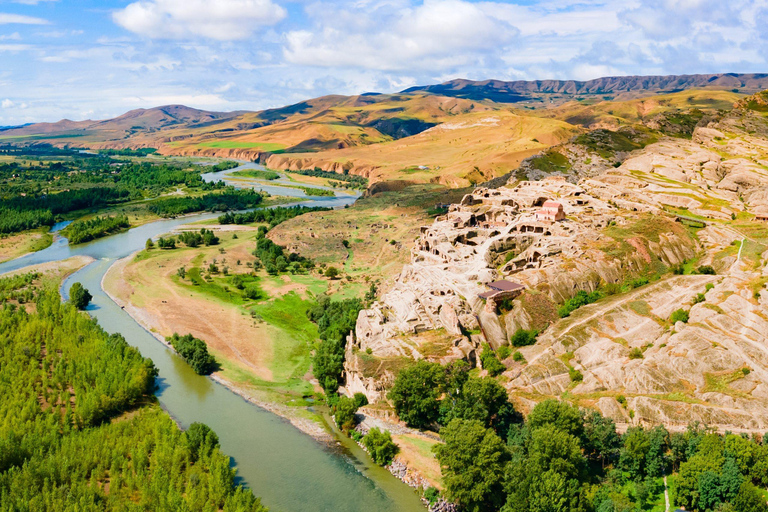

[102,252,334,444]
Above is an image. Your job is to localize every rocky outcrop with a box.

[346,176,697,403]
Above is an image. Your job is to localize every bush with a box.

[423,487,441,506]
[512,351,526,363]
[480,344,505,377]
[705,283,714,291]
[558,290,603,318]
[629,347,644,359]
[497,345,512,360]
[325,266,340,279]
[362,428,399,466]
[697,265,716,275]
[672,263,686,275]
[692,293,705,304]
[353,392,369,409]
[569,368,584,382]
[334,396,359,432]
[69,282,92,310]
[670,309,689,324]
[510,328,538,347]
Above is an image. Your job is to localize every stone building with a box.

[535,200,566,223]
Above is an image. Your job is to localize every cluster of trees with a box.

[63,214,130,244]
[393,370,768,512]
[166,333,217,375]
[299,186,335,197]
[389,361,519,434]
[0,290,263,509]
[253,230,313,275]
[308,294,365,395]
[148,188,264,217]
[0,272,39,305]
[0,207,54,234]
[208,160,240,172]
[218,205,330,228]
[287,167,368,190]
[177,228,219,247]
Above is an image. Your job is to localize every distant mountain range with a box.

[403,73,768,103]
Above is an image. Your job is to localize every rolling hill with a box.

[0,73,762,186]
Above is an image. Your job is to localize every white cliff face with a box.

[345,176,697,397]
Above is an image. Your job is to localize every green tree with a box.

[583,411,621,468]
[619,427,651,480]
[527,400,584,440]
[145,238,154,250]
[362,428,399,466]
[442,376,518,438]
[733,482,768,512]
[334,396,359,432]
[434,419,510,512]
[186,422,220,462]
[325,266,340,279]
[69,282,92,310]
[388,361,444,429]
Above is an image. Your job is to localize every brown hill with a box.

[405,73,768,104]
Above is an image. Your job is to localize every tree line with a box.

[218,205,330,228]
[148,188,264,217]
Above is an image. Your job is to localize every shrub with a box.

[325,266,340,279]
[512,351,526,363]
[334,396,359,432]
[705,283,714,291]
[629,347,644,360]
[671,263,686,275]
[497,345,512,360]
[569,368,584,382]
[697,265,716,275]
[670,309,689,324]
[692,293,705,304]
[480,344,505,377]
[69,282,92,310]
[558,290,603,318]
[244,283,262,300]
[510,328,538,347]
[423,487,441,506]
[630,277,649,289]
[362,428,399,466]
[617,395,626,406]
[353,392,369,409]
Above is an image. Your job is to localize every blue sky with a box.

[0,0,766,124]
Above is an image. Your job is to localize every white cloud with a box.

[113,0,287,41]
[0,13,49,25]
[2,99,14,108]
[0,32,21,40]
[284,0,518,71]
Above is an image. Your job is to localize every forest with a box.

[0,278,264,511]
[385,360,768,512]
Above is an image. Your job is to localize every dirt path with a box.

[543,274,715,343]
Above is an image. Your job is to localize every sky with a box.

[0,0,766,124]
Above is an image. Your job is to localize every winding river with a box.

[0,163,426,512]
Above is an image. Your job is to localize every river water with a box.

[0,163,425,512]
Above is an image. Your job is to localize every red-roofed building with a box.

[535,200,565,223]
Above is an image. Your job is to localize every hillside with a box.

[0,73,760,186]
[405,73,768,104]
[335,89,768,432]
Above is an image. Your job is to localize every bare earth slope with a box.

[346,92,768,432]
